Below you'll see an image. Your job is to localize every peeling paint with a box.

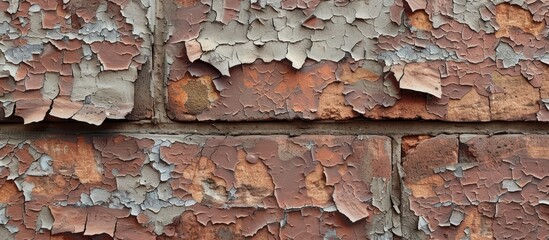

[165,0,549,122]
[0,134,392,239]
[0,0,153,124]
[402,134,549,239]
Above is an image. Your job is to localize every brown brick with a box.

[365,92,440,120]
[317,82,357,120]
[162,0,549,123]
[407,10,433,31]
[0,180,20,204]
[167,60,339,121]
[34,136,102,184]
[233,149,275,206]
[167,73,219,120]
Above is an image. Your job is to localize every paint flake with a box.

[393,63,442,98]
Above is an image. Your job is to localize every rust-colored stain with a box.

[167,73,219,119]
[402,134,549,239]
[0,134,393,239]
[407,10,433,31]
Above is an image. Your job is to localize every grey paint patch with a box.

[15,180,34,201]
[144,206,186,235]
[4,44,43,64]
[90,188,112,205]
[502,179,522,192]
[139,165,161,189]
[449,209,464,226]
[371,177,390,212]
[0,225,14,240]
[25,155,53,176]
[169,0,399,76]
[496,42,522,68]
[0,206,8,225]
[36,207,54,230]
[417,216,431,235]
[80,193,93,206]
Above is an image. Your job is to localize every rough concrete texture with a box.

[0,0,153,125]
[166,0,549,122]
[402,134,549,239]
[0,134,395,239]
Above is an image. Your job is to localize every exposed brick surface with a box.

[0,134,392,239]
[402,134,549,239]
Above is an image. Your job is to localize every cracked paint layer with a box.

[0,134,393,239]
[166,0,549,122]
[402,134,549,239]
[0,0,153,125]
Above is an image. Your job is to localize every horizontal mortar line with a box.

[0,120,549,136]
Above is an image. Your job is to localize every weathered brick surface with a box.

[165,0,549,122]
[0,0,548,124]
[0,134,392,239]
[0,0,153,125]
[1,0,549,239]
[402,134,549,239]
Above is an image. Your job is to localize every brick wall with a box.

[0,0,548,239]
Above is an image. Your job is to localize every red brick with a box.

[0,1,153,124]
[163,1,549,123]
[403,134,549,239]
[0,134,391,239]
